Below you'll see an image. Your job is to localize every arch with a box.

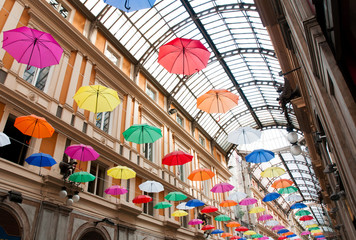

[72,222,111,240]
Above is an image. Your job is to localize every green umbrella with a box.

[215,214,231,221]
[278,186,298,194]
[295,210,311,216]
[69,171,95,182]
[154,201,172,209]
[308,227,320,231]
[251,234,263,238]
[165,192,187,201]
[123,123,162,144]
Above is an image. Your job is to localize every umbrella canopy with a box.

[165,192,187,201]
[261,167,285,178]
[139,180,164,193]
[201,206,218,213]
[301,231,310,235]
[133,195,152,204]
[73,85,120,114]
[258,214,273,221]
[239,238,247,240]
[285,194,303,202]
[25,153,56,167]
[227,126,261,145]
[3,26,63,68]
[211,229,224,234]
[312,230,323,234]
[176,202,194,210]
[64,144,99,161]
[239,197,258,206]
[227,191,248,202]
[0,132,10,147]
[201,225,215,230]
[278,186,298,194]
[158,37,210,75]
[211,183,234,193]
[107,166,136,179]
[278,237,287,240]
[286,234,297,238]
[305,224,318,228]
[251,234,263,239]
[154,201,172,209]
[249,207,265,214]
[68,171,95,182]
[186,199,205,207]
[235,226,249,232]
[103,0,155,12]
[215,214,231,221]
[221,233,233,238]
[197,89,239,114]
[277,229,289,234]
[14,115,54,138]
[226,221,241,228]
[272,179,293,189]
[271,224,284,230]
[299,216,313,221]
[230,236,241,240]
[104,185,128,195]
[172,210,188,217]
[308,227,320,231]
[123,123,162,144]
[162,151,193,166]
[260,237,269,240]
[244,230,256,235]
[220,200,238,207]
[188,168,215,181]
[290,203,307,209]
[262,192,281,202]
[245,149,274,163]
[188,219,204,225]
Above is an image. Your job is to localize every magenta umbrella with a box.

[258,214,273,221]
[211,183,234,193]
[271,225,285,231]
[260,237,269,240]
[239,197,257,205]
[104,185,128,195]
[301,231,310,235]
[188,219,204,225]
[65,144,100,161]
[2,26,63,68]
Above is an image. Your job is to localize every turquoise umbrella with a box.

[123,123,162,144]
[278,186,298,194]
[165,192,187,201]
[69,171,95,183]
[215,214,231,221]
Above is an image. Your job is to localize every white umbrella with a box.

[177,202,194,210]
[265,220,279,227]
[285,194,303,202]
[227,191,247,202]
[0,132,10,147]
[303,220,317,226]
[139,180,164,193]
[227,126,261,145]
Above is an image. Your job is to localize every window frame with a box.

[146,83,157,102]
[87,161,107,197]
[95,111,112,134]
[104,43,123,68]
[176,114,184,127]
[47,0,71,19]
[198,135,205,147]
[143,192,154,216]
[22,66,53,92]
[144,142,154,162]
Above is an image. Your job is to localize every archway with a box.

[0,207,22,239]
[79,230,106,240]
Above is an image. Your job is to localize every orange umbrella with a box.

[272,179,293,188]
[14,115,54,138]
[226,221,241,228]
[197,89,239,114]
[220,200,238,207]
[282,232,294,237]
[188,168,215,181]
[221,233,233,238]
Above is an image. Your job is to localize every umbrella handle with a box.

[124,0,131,11]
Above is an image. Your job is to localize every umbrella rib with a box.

[17,42,35,63]
[37,41,61,64]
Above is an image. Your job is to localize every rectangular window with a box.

[105,47,121,66]
[176,114,184,127]
[48,0,69,18]
[199,135,205,147]
[144,143,153,162]
[0,69,7,84]
[143,192,154,216]
[178,164,185,182]
[203,178,211,197]
[96,112,111,133]
[23,66,51,91]
[87,162,106,197]
[180,215,188,228]
[126,179,130,202]
[146,85,156,101]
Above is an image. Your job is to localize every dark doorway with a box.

[79,231,105,240]
[0,208,21,239]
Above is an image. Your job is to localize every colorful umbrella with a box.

[133,195,152,204]
[272,179,293,189]
[201,205,218,213]
[269,222,282,228]
[103,0,155,12]
[290,202,307,209]
[261,167,285,178]
[107,166,136,179]
[154,201,172,209]
[271,225,284,230]
[68,171,95,182]
[245,149,274,163]
[165,192,187,201]
[73,85,120,114]
[286,234,296,238]
[285,194,303,202]
[278,186,298,194]
[123,123,162,144]
[176,202,194,210]
[201,225,215,230]
[227,126,261,145]
[315,236,325,239]
[251,234,263,239]
[258,214,273,221]
[14,115,54,138]
[188,219,204,225]
[211,183,234,193]
[262,192,280,202]
[230,236,241,240]
[249,207,265,214]
[186,199,205,207]
[312,230,323,234]
[277,229,289,234]
[221,233,233,238]
[260,237,269,240]
[64,144,99,161]
[139,180,164,193]
[220,200,238,207]
[162,150,193,166]
[227,191,247,202]
[211,229,224,234]
[300,216,313,221]
[25,153,56,175]
[215,214,231,221]
[301,231,310,235]
[305,224,318,228]
[172,210,188,217]
[308,227,320,231]
[278,237,287,240]
[226,221,241,228]
[239,197,257,206]
[188,168,215,181]
[104,185,128,195]
[3,26,63,68]
[244,230,256,235]
[239,238,247,240]
[197,89,239,114]
[158,38,210,76]
[0,132,10,147]
[235,226,249,232]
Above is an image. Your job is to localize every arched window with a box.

[79,230,105,240]
[0,207,21,239]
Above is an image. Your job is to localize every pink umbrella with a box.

[104,185,128,195]
[211,183,234,193]
[188,219,204,225]
[272,225,285,231]
[260,237,269,240]
[258,214,273,221]
[3,26,63,68]
[239,197,257,205]
[65,144,100,161]
[301,231,310,235]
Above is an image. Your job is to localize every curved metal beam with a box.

[210,48,277,63]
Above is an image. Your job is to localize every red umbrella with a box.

[278,237,287,240]
[158,38,210,75]
[299,215,314,221]
[235,226,249,232]
[201,206,218,213]
[162,151,193,166]
[132,195,152,204]
[201,225,215,230]
[230,237,241,240]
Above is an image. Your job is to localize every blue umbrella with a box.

[263,192,281,202]
[315,236,325,239]
[240,238,247,240]
[104,0,156,12]
[286,234,297,238]
[186,199,205,207]
[25,153,57,175]
[211,229,224,234]
[290,202,307,209]
[245,149,275,163]
[277,229,289,234]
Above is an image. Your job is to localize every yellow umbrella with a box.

[244,230,257,235]
[306,224,318,228]
[172,210,188,217]
[261,167,285,178]
[311,230,322,234]
[73,85,121,113]
[107,166,136,179]
[249,207,265,213]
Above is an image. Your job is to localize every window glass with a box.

[23,66,51,91]
[176,114,184,127]
[143,192,154,216]
[96,112,111,133]
[88,162,106,197]
[146,85,156,101]
[144,143,153,162]
[105,47,120,66]
[180,215,188,228]
[178,164,185,182]
[199,135,205,147]
[48,0,69,18]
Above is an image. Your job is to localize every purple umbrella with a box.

[3,26,63,68]
[258,214,273,221]
[239,197,257,205]
[105,185,128,195]
[188,219,204,225]
[271,225,285,231]
[65,144,100,161]
[211,183,234,193]
[301,231,310,235]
